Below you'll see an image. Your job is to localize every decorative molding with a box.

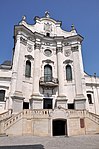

[27,36,34,42]
[64,49,71,57]
[44,49,52,57]
[34,43,41,49]
[63,59,73,64]
[56,47,62,53]
[71,46,79,52]
[42,59,54,64]
[25,55,34,60]
[20,37,27,45]
[44,22,52,32]
[27,44,33,52]
[45,42,50,46]
[86,91,93,93]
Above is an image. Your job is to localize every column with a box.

[32,39,41,95]
[9,35,26,112]
[56,42,67,109]
[57,45,64,96]
[30,38,43,109]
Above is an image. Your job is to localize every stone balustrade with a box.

[4,111,23,130]
[3,109,99,131]
[4,109,50,130]
[0,109,12,121]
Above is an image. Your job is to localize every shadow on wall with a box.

[0,144,45,149]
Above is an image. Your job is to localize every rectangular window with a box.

[80,118,85,128]
[43,98,52,109]
[87,94,92,104]
[68,103,74,109]
[0,90,5,101]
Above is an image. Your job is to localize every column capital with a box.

[71,45,79,52]
[34,43,41,49]
[20,36,27,45]
[56,47,63,53]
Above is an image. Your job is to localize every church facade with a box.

[0,12,99,136]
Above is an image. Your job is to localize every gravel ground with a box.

[0,135,99,149]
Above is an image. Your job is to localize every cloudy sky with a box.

[0,0,99,76]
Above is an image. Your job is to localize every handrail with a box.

[0,109,12,120]
[4,109,50,130]
[4,109,99,131]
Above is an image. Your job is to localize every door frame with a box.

[52,119,67,136]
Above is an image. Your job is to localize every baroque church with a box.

[0,12,99,136]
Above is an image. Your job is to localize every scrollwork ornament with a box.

[27,44,33,52]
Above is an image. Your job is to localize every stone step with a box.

[0,133,8,137]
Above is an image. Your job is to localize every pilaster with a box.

[72,44,86,109]
[9,34,26,111]
[32,39,41,96]
[30,38,43,109]
[56,42,67,108]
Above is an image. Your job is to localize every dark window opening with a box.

[43,98,52,109]
[25,60,31,77]
[68,103,74,109]
[23,102,29,109]
[44,65,52,82]
[53,120,67,136]
[0,90,5,102]
[87,94,92,104]
[80,118,85,128]
[46,33,50,37]
[66,65,72,81]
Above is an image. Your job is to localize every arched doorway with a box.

[52,119,67,136]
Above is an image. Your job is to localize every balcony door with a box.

[44,65,52,82]
[43,98,52,109]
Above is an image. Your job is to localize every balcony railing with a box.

[39,77,59,86]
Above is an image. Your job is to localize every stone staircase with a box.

[4,109,50,131]
[0,109,99,136]
[0,109,12,136]
[0,109,12,121]
[66,109,99,124]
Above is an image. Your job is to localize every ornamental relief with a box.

[64,49,71,57]
[20,37,27,45]
[44,22,52,32]
[27,44,33,52]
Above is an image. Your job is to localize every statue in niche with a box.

[44,22,52,32]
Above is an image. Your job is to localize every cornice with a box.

[64,34,84,43]
[14,25,34,37]
[42,59,54,64]
[63,59,73,64]
[25,55,34,60]
[14,25,83,45]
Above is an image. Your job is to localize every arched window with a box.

[44,65,52,82]
[66,65,72,81]
[25,60,31,77]
[0,90,5,101]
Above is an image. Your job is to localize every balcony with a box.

[39,76,59,87]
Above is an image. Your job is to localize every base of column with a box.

[56,96,68,109]
[11,91,24,113]
[74,94,86,110]
[30,94,43,109]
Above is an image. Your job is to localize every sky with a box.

[0,0,99,76]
